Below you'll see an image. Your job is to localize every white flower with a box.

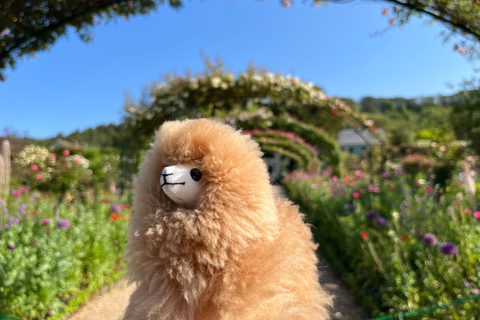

[210,76,221,88]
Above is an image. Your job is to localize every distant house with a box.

[50,139,87,150]
[338,129,385,155]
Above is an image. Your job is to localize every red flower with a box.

[389,185,395,191]
[360,231,368,239]
[100,198,111,203]
[401,235,408,242]
[111,213,118,222]
[31,164,39,171]
[303,196,308,202]
[283,1,291,8]
[122,204,131,210]
[425,186,432,193]
[353,192,361,199]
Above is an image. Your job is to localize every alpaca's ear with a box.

[160,164,203,208]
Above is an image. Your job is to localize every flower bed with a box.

[0,189,131,319]
[284,169,480,319]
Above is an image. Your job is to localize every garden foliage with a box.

[0,189,131,319]
[284,151,480,319]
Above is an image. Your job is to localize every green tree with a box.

[0,0,182,80]
[450,89,480,156]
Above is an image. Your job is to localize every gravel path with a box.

[67,186,370,320]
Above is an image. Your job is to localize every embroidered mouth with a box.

[161,173,186,187]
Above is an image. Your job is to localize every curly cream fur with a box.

[123,119,332,320]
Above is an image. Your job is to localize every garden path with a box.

[67,186,370,320]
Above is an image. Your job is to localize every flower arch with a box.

[121,65,370,178]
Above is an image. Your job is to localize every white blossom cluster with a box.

[65,154,90,169]
[14,145,54,170]
[14,145,55,181]
[123,70,364,128]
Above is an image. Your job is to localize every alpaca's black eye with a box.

[190,168,202,181]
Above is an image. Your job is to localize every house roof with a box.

[338,129,385,147]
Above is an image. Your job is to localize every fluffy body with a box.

[123,119,332,320]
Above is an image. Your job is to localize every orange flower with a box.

[382,7,388,16]
[360,231,368,239]
[459,48,466,55]
[126,216,131,221]
[33,209,39,215]
[119,214,124,220]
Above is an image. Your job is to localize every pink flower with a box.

[50,154,57,160]
[464,209,472,215]
[474,212,480,219]
[12,190,20,198]
[474,289,480,294]
[63,150,70,156]
[425,186,432,193]
[353,192,360,199]
[31,164,39,171]
[36,174,42,180]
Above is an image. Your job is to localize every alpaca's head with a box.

[132,119,278,249]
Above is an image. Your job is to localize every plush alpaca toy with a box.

[123,119,332,320]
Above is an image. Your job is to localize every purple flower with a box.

[365,210,379,220]
[13,219,18,224]
[423,233,438,246]
[4,224,10,229]
[111,204,121,213]
[381,172,389,179]
[347,203,356,212]
[57,219,70,229]
[41,219,50,226]
[476,263,480,271]
[2,208,7,213]
[465,282,471,288]
[440,242,457,256]
[0,200,4,206]
[19,204,25,210]
[6,244,14,250]
[374,216,390,228]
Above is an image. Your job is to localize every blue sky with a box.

[0,0,475,139]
